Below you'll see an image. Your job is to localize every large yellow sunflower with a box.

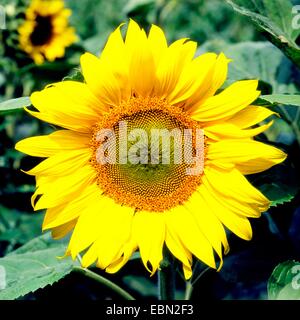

[18,0,76,64]
[16,20,286,279]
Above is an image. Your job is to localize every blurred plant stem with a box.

[73,267,135,300]
[158,247,175,300]
[185,281,193,300]
[185,266,210,300]
[4,84,14,100]
[155,0,177,25]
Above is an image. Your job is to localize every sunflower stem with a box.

[184,281,193,300]
[73,266,135,300]
[158,248,175,300]
[184,266,211,300]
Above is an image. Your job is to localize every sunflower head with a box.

[16,20,286,279]
[18,0,77,64]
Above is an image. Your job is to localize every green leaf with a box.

[260,182,296,207]
[0,97,30,115]
[224,42,282,87]
[226,0,300,67]
[260,94,300,106]
[63,69,84,82]
[268,260,300,300]
[252,164,299,207]
[0,233,79,300]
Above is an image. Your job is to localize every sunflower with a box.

[16,20,286,279]
[18,0,76,64]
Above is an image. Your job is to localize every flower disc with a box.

[90,97,204,212]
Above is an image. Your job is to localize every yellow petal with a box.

[83,205,134,269]
[25,108,90,133]
[43,183,102,229]
[191,80,260,122]
[100,24,126,61]
[204,166,270,212]
[165,206,216,269]
[201,173,261,218]
[80,242,98,268]
[154,39,197,98]
[67,196,117,258]
[106,239,138,273]
[25,149,91,176]
[182,264,193,280]
[125,20,156,97]
[46,81,107,114]
[96,206,133,269]
[186,52,230,112]
[100,24,131,101]
[201,52,230,99]
[207,139,287,174]
[80,52,122,106]
[165,227,193,280]
[168,53,217,105]
[15,130,90,157]
[132,211,165,275]
[148,24,168,67]
[226,105,277,128]
[185,190,229,259]
[29,81,104,132]
[204,121,273,141]
[200,182,253,241]
[34,165,96,210]
[68,198,133,263]
[51,219,77,240]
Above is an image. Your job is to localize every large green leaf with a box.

[260,94,300,106]
[0,233,79,300]
[223,42,282,88]
[226,0,300,67]
[268,260,300,300]
[0,97,30,115]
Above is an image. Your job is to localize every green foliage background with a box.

[0,0,300,300]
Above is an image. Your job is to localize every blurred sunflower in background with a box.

[16,20,286,279]
[18,0,77,64]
